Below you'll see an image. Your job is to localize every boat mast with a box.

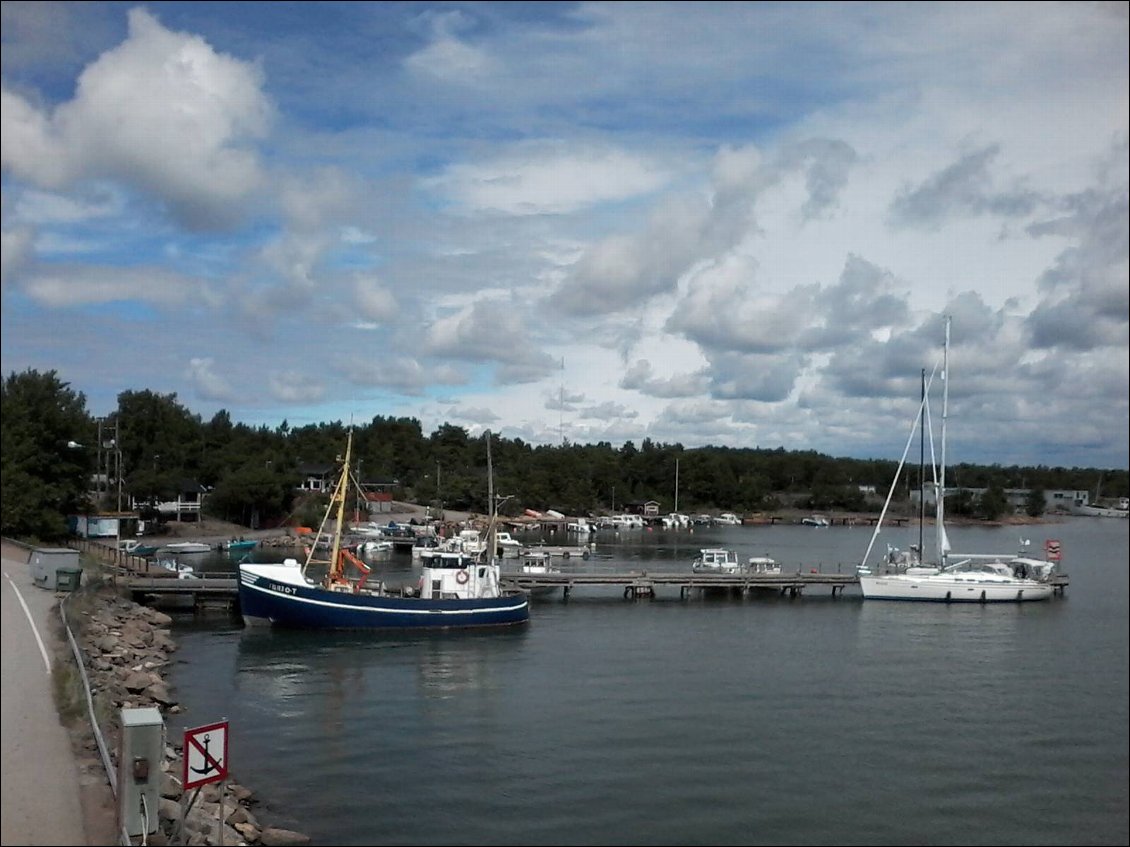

[674,457,679,513]
[327,430,353,583]
[918,368,926,561]
[937,317,950,569]
[485,430,496,563]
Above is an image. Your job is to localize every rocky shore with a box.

[12,538,312,847]
[78,593,310,845]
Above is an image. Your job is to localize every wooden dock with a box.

[122,571,241,613]
[500,570,859,599]
[116,568,1069,608]
[66,538,1070,610]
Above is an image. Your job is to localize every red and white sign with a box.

[183,721,229,790]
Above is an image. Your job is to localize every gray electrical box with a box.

[118,707,165,837]
[28,548,81,591]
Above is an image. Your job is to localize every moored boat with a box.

[238,429,529,630]
[120,539,159,557]
[222,538,258,554]
[691,548,742,574]
[160,541,212,554]
[516,550,561,597]
[155,558,197,579]
[857,317,1056,604]
[747,555,781,574]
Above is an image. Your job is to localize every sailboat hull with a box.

[859,574,1054,602]
[238,566,530,630]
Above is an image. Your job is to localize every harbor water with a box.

[164,516,1129,845]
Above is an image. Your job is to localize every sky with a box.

[2,2,1127,471]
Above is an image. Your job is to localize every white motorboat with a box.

[517,550,561,597]
[691,548,742,574]
[494,531,523,557]
[747,556,781,574]
[155,558,197,579]
[857,317,1056,603]
[566,517,596,535]
[159,541,212,554]
[358,538,394,555]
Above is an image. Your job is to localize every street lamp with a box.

[66,440,89,538]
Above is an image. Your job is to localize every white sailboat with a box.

[858,317,1056,603]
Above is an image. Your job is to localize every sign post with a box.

[183,720,230,845]
[183,720,229,789]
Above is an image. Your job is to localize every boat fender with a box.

[456,569,470,584]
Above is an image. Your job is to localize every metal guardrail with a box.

[1,535,130,845]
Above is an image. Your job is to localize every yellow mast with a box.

[327,430,353,584]
[301,429,354,584]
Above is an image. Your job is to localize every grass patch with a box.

[51,651,87,725]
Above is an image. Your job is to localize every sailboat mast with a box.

[937,317,950,568]
[485,430,496,561]
[919,368,926,560]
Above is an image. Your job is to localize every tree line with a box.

[3,368,1126,540]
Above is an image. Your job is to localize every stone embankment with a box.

[63,580,311,845]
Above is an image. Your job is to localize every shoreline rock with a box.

[61,582,311,846]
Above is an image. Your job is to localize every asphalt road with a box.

[1,546,93,846]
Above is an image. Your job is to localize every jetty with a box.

[500,569,858,599]
[64,538,1070,612]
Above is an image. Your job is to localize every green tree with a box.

[1025,487,1047,518]
[205,464,297,528]
[1,369,93,539]
[978,484,1009,521]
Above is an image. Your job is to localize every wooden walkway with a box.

[116,571,859,604]
[500,570,858,599]
[65,538,1070,609]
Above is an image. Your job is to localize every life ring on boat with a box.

[456,569,470,584]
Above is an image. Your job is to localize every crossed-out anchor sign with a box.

[183,721,229,790]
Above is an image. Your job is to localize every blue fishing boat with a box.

[237,430,529,631]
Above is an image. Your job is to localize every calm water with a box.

[165,517,1129,846]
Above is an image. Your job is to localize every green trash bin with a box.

[55,566,83,592]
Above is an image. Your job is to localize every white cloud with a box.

[0,227,35,290]
[187,357,237,402]
[1,7,272,229]
[0,3,1125,468]
[21,264,205,307]
[403,10,499,83]
[269,371,326,403]
[427,144,670,216]
[354,276,398,323]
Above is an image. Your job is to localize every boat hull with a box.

[161,542,212,554]
[859,574,1054,602]
[238,567,530,630]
